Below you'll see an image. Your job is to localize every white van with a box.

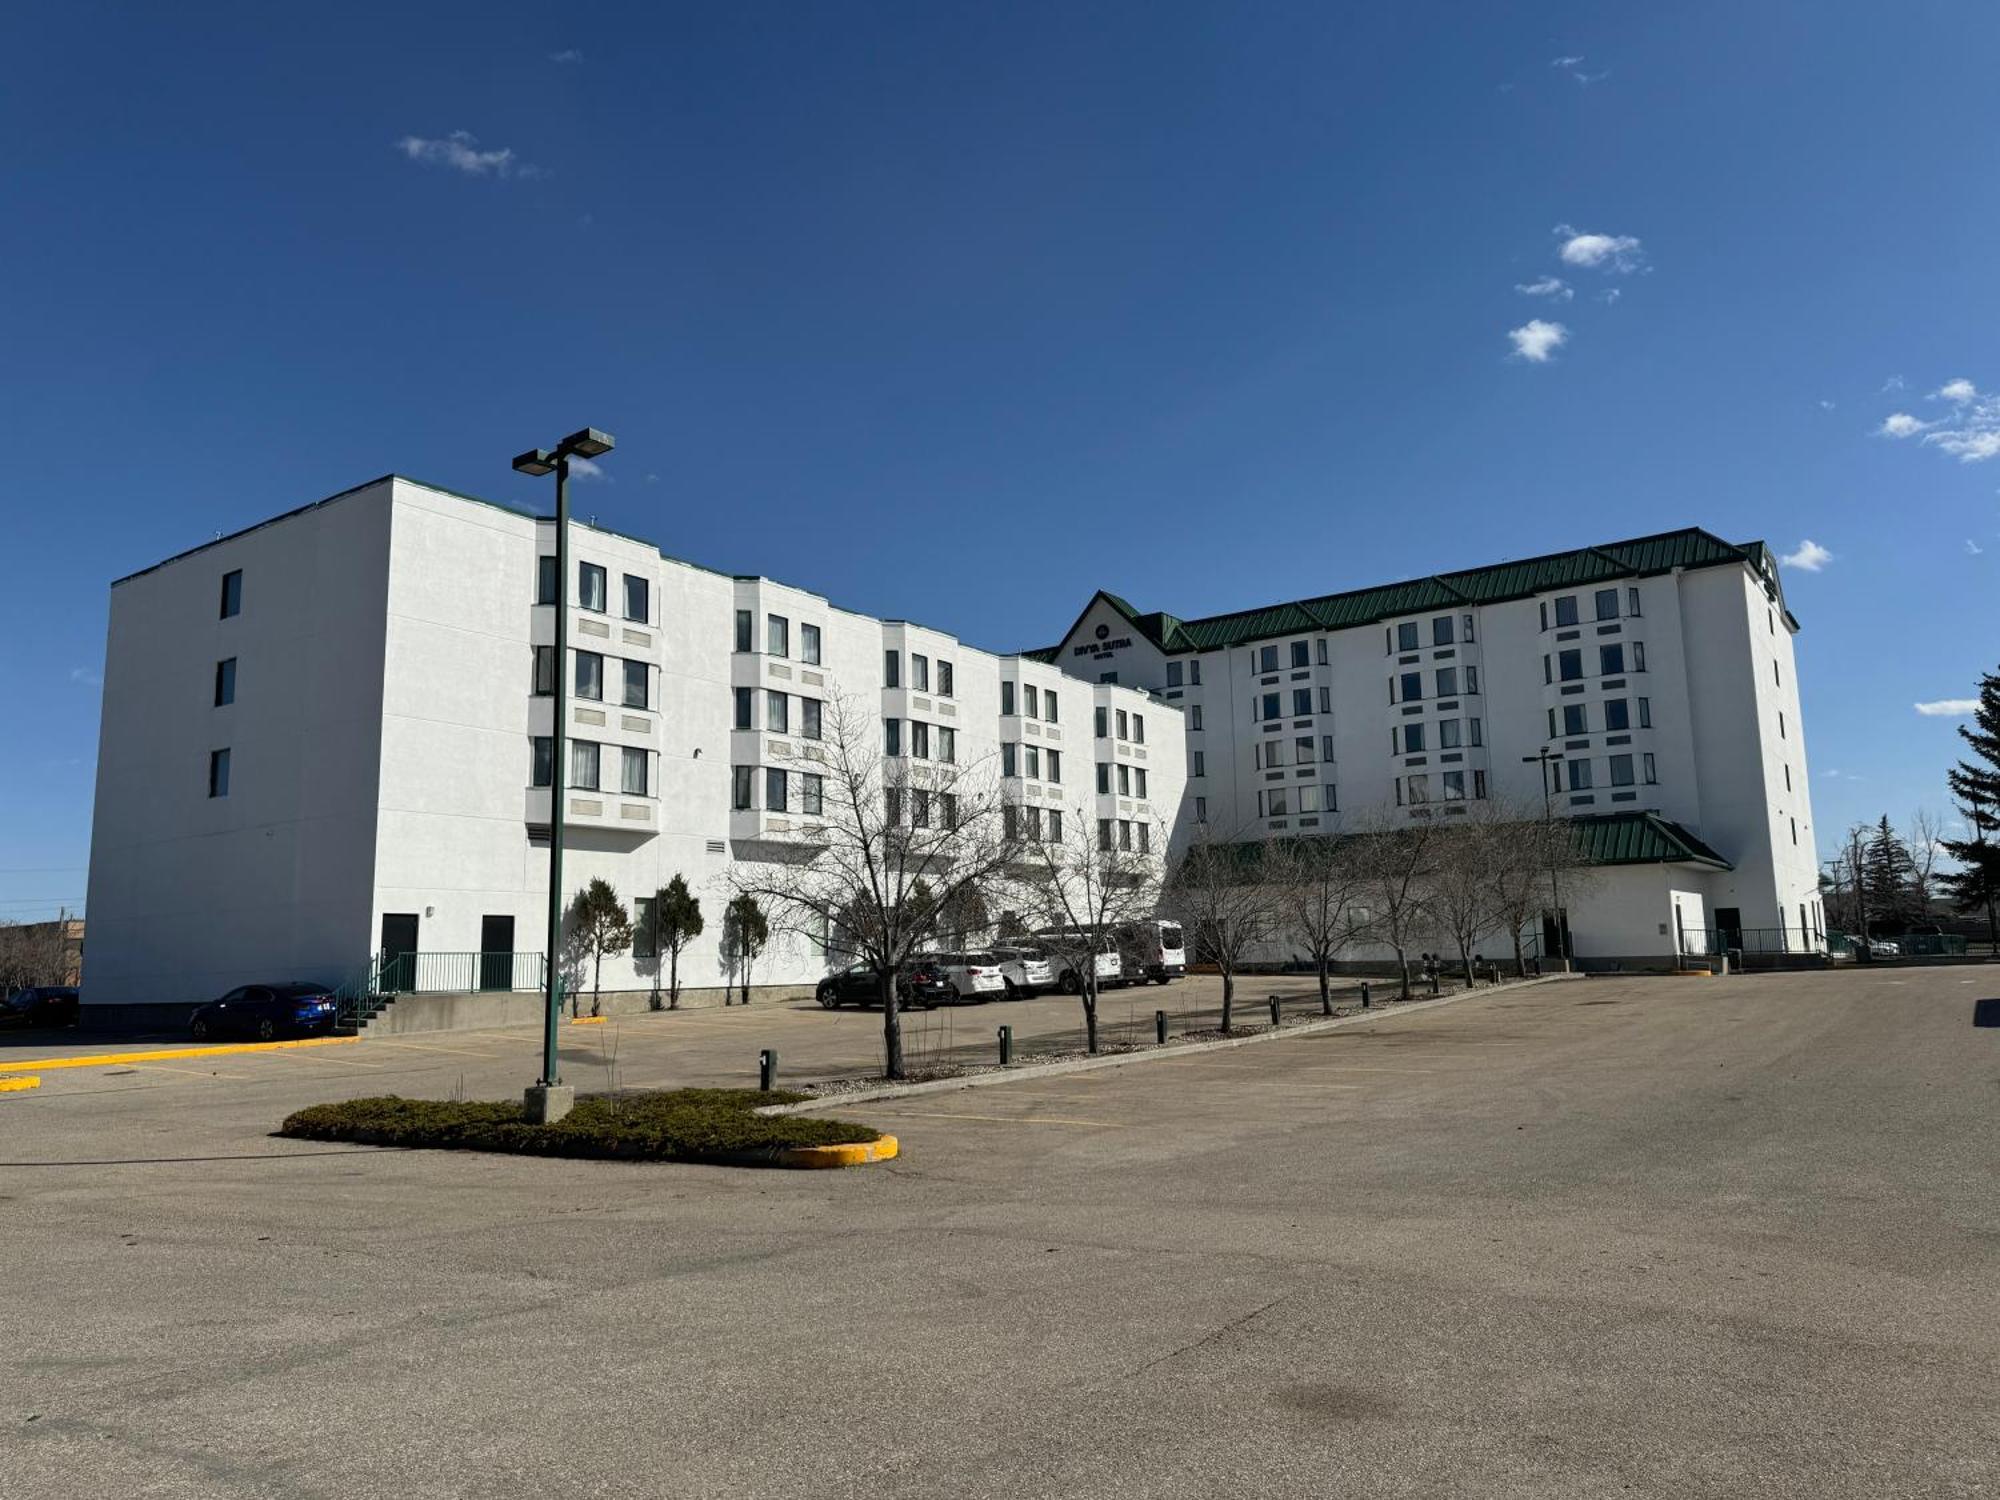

[1036,930,1124,993]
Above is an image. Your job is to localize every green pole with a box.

[540,454,569,1086]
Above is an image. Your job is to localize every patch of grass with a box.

[278,1088,879,1163]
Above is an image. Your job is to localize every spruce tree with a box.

[1862,815,1916,934]
[1939,667,2000,948]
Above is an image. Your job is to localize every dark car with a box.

[814,960,953,1011]
[189,982,339,1041]
[1,986,80,1028]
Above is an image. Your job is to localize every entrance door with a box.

[479,915,515,991]
[1540,908,1571,963]
[1715,907,1743,955]
[380,913,419,992]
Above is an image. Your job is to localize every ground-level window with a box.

[208,747,230,797]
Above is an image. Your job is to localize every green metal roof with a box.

[1050,527,1787,655]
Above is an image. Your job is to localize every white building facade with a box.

[83,478,1182,1023]
[1033,528,1823,968]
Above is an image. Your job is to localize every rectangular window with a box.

[1043,689,1057,722]
[1317,638,1329,665]
[1194,796,1208,822]
[575,651,603,701]
[1260,693,1280,721]
[1559,650,1583,682]
[1400,671,1423,701]
[1190,705,1204,731]
[219,570,242,619]
[579,563,607,613]
[1470,718,1483,746]
[1473,769,1487,799]
[1403,722,1425,753]
[1563,703,1586,736]
[1322,734,1336,761]
[1025,745,1040,779]
[912,653,930,692]
[1025,805,1042,842]
[1098,819,1114,851]
[1554,595,1578,627]
[622,747,648,796]
[884,649,900,688]
[938,725,956,763]
[531,736,553,787]
[1634,641,1647,672]
[1439,718,1461,749]
[1317,686,1331,714]
[623,574,648,623]
[1600,644,1625,676]
[766,614,788,658]
[1293,689,1312,716]
[1406,774,1429,804]
[537,556,558,605]
[1466,664,1480,694]
[1567,758,1593,790]
[1295,735,1315,765]
[1116,710,1129,740]
[1604,698,1629,731]
[735,609,753,652]
[886,788,903,826]
[802,773,823,816]
[1628,587,1641,617]
[734,687,753,729]
[1166,660,1184,687]
[208,746,231,797]
[733,765,754,810]
[1262,738,1285,769]
[1259,645,1279,673]
[1397,622,1419,651]
[765,767,788,813]
[1643,752,1657,783]
[1595,588,1619,621]
[1117,764,1131,796]
[884,718,901,756]
[1002,681,1016,717]
[214,657,236,706]
[1463,614,1475,642]
[1609,754,1635,787]
[1094,705,1108,737]
[1024,683,1039,718]
[533,646,555,696]
[938,659,954,697]
[1189,660,1202,686]
[1436,666,1458,697]
[1045,748,1060,781]
[1298,785,1320,815]
[1779,711,1786,740]
[1191,750,1206,777]
[571,740,601,791]
[1047,808,1063,843]
[1443,770,1466,800]
[1291,640,1310,669]
[1432,615,1454,647]
[801,697,823,740]
[1096,762,1111,794]
[623,659,649,710]
[912,720,931,759]
[1002,742,1018,778]
[800,623,821,665]
[632,898,657,959]
[913,789,932,829]
[766,690,788,734]
[1638,697,1652,728]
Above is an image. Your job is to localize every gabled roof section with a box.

[1057,526,1772,655]
[1569,812,1732,869]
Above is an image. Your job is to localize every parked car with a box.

[1,985,80,1028]
[991,945,1054,999]
[814,961,952,1011]
[930,952,1008,1003]
[1866,938,1901,959]
[188,982,339,1041]
[1036,929,1125,993]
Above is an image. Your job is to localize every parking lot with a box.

[4,966,1997,1498]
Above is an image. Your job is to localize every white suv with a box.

[992,945,1053,999]
[931,952,1008,1002]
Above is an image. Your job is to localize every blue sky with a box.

[4,2,1996,921]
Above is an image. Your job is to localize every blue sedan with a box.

[189,983,339,1042]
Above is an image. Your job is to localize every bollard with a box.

[757,1048,777,1092]
[1155,1009,1168,1045]
[1360,981,1371,1010]
[1429,973,1440,998]
[1269,995,1281,1028]
[1473,955,1484,986]
[998,1024,1013,1066]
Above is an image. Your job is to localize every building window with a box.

[884,649,900,688]
[579,563,607,613]
[1025,805,1043,842]
[1291,640,1310,669]
[1406,774,1429,804]
[1190,705,1204,731]
[1399,672,1422,702]
[1167,661,1184,688]
[214,658,236,706]
[908,654,928,693]
[1600,643,1625,676]
[802,773,823,816]
[531,737,553,788]
[624,574,649,623]
[800,623,821,665]
[1439,719,1461,750]
[801,697,823,740]
[1322,734,1336,761]
[1192,750,1206,777]
[1295,735,1315,764]
[1024,744,1040,779]
[1609,754,1634,787]
[912,721,931,759]
[1117,764,1131,796]
[1466,665,1480,694]
[1044,689,1058,722]
[1138,822,1151,854]
[1643,752,1657,784]
[575,651,604,701]
[1116,710,1129,740]
[1194,796,1208,822]
[1045,748,1060,781]
[884,718,901,756]
[1293,688,1312,716]
[1317,686,1331,714]
[1634,641,1647,672]
[1098,818,1113,851]
[732,766,754,810]
[766,690,788,734]
[1024,683,1039,718]
[1554,595,1578,627]
[765,767,788,813]
[1567,758,1593,791]
[1604,698,1629,731]
[1595,588,1619,622]
[1049,808,1064,842]
[1559,650,1583,682]
[622,747,649,796]
[938,725,956,763]
[1628,587,1642,617]
[886,788,903,826]
[1638,697,1652,728]
[939,659,954,697]
[1120,820,1134,851]
[1563,703,1586,736]
[1002,681,1016,716]
[531,646,554,696]
[1260,692,1280,721]
[1433,615,1454,647]
[1003,742,1019,778]
[1403,722,1426,753]
[1463,614,1476,643]
[632,898,657,959]
[537,556,558,605]
[208,747,231,797]
[734,687,753,730]
[1397,622,1419,652]
[1473,769,1487,799]
[1259,645,1279,673]
[734,609,753,652]
[219,570,242,619]
[623,660,649,710]
[1435,666,1458,697]
[1097,762,1111,793]
[1443,770,1466,800]
[571,740,601,791]
[1298,785,1321,815]
[1189,660,1202,686]
[913,789,932,829]
[1778,710,1786,740]
[1094,705,1108,737]
[1470,717,1483,746]
[766,614,788,658]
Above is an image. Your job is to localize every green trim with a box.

[1198,811,1731,872]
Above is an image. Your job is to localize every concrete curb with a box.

[756,973,1585,1116]
[761,1134,900,1169]
[0,1035,362,1075]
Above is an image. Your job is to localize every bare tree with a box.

[1487,805,1592,976]
[730,692,1016,1080]
[1426,805,1517,986]
[1008,801,1164,1053]
[1905,808,1945,920]
[1351,813,1439,1000]
[1264,835,1368,1013]
[1162,824,1280,1032]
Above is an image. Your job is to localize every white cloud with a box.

[69,666,101,688]
[1550,55,1584,67]
[1968,539,1985,555]
[1508,320,1568,362]
[1914,699,1979,717]
[1935,378,1978,403]
[549,49,583,63]
[395,130,529,177]
[1596,287,1622,304]
[1872,379,2000,463]
[1780,539,1833,572]
[1818,399,1836,411]
[1514,275,1573,301]
[1878,412,1928,438]
[1555,225,1644,272]
[569,456,609,481]
[1570,70,1610,85]
[1882,374,1907,392]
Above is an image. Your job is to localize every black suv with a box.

[815,960,954,1011]
[1,986,80,1028]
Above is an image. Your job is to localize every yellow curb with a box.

[775,1134,899,1169]
[569,1016,608,1026]
[1667,969,1716,978]
[0,1035,363,1074]
[0,1075,41,1093]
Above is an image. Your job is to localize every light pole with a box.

[513,427,615,1123]
[1521,747,1571,973]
